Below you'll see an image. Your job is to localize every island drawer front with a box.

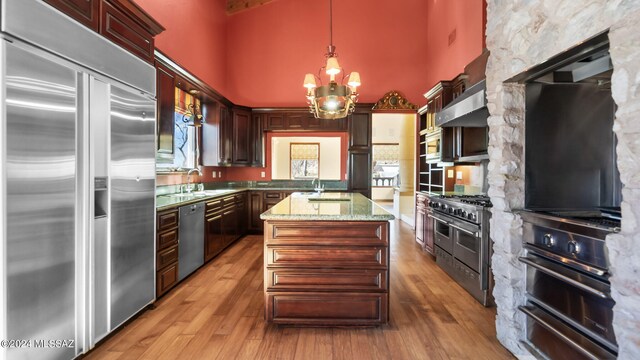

[266,292,388,325]
[157,228,178,250]
[266,246,388,268]
[266,222,388,246]
[266,269,387,292]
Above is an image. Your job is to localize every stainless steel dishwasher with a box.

[178,202,205,281]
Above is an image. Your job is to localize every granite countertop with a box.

[260,192,395,221]
[156,186,349,211]
[156,189,247,211]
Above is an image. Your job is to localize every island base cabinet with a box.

[266,292,388,326]
[264,220,390,326]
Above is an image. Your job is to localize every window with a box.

[372,144,400,187]
[290,143,319,179]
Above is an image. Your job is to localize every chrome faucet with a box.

[312,178,324,193]
[186,168,202,193]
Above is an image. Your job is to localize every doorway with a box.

[371,113,416,226]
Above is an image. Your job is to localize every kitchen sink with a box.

[293,192,351,202]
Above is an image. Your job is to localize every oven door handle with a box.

[519,257,609,299]
[427,214,449,226]
[519,306,613,360]
[449,223,479,237]
[523,244,607,277]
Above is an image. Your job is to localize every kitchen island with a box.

[260,192,394,326]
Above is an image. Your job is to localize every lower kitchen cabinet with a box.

[415,193,435,255]
[204,191,249,261]
[156,209,179,297]
[248,190,293,234]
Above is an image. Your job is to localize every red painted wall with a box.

[221,131,348,181]
[135,0,229,95]
[225,0,430,107]
[424,0,484,92]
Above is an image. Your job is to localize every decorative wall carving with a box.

[372,90,417,111]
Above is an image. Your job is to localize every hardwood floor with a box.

[86,219,514,360]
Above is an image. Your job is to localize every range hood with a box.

[435,80,489,127]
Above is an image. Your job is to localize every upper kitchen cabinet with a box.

[260,110,347,131]
[155,62,175,163]
[43,0,164,64]
[203,102,233,166]
[231,107,251,165]
[251,112,265,167]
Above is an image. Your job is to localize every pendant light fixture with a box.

[303,0,360,119]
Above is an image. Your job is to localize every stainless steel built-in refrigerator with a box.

[0,0,156,359]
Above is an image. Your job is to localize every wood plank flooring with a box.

[86,219,514,360]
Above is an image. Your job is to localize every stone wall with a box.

[485,1,640,358]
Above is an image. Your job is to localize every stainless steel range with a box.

[428,195,493,306]
[518,210,619,360]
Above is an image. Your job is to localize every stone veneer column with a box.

[485,1,640,358]
[607,11,640,359]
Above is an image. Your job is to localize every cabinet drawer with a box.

[235,193,247,204]
[266,246,387,268]
[266,292,388,325]
[206,199,222,213]
[266,269,387,292]
[157,228,178,250]
[156,262,178,297]
[157,209,178,231]
[264,192,282,199]
[222,196,235,207]
[157,244,178,270]
[266,222,388,246]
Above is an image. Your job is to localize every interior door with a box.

[109,84,156,329]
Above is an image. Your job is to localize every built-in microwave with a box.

[425,130,441,161]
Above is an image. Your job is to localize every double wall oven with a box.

[429,195,493,306]
[518,211,618,359]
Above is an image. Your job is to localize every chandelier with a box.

[303,0,360,119]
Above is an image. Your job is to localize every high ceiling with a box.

[226,0,274,14]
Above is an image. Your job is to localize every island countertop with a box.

[260,192,395,221]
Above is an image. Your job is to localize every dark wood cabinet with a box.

[266,114,285,130]
[43,0,164,64]
[203,104,232,166]
[348,111,372,198]
[263,220,390,325]
[44,0,100,30]
[415,193,434,255]
[155,62,175,163]
[204,192,249,261]
[231,108,251,165]
[285,113,306,129]
[260,111,347,132]
[251,113,265,167]
[101,0,154,63]
[204,212,225,262]
[156,209,179,297]
[248,191,263,233]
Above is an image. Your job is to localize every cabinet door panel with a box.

[156,63,175,161]
[44,0,100,30]
[251,114,264,166]
[249,191,263,232]
[205,214,224,261]
[101,1,154,63]
[232,109,251,164]
[157,263,178,296]
[266,114,285,130]
[285,113,306,129]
